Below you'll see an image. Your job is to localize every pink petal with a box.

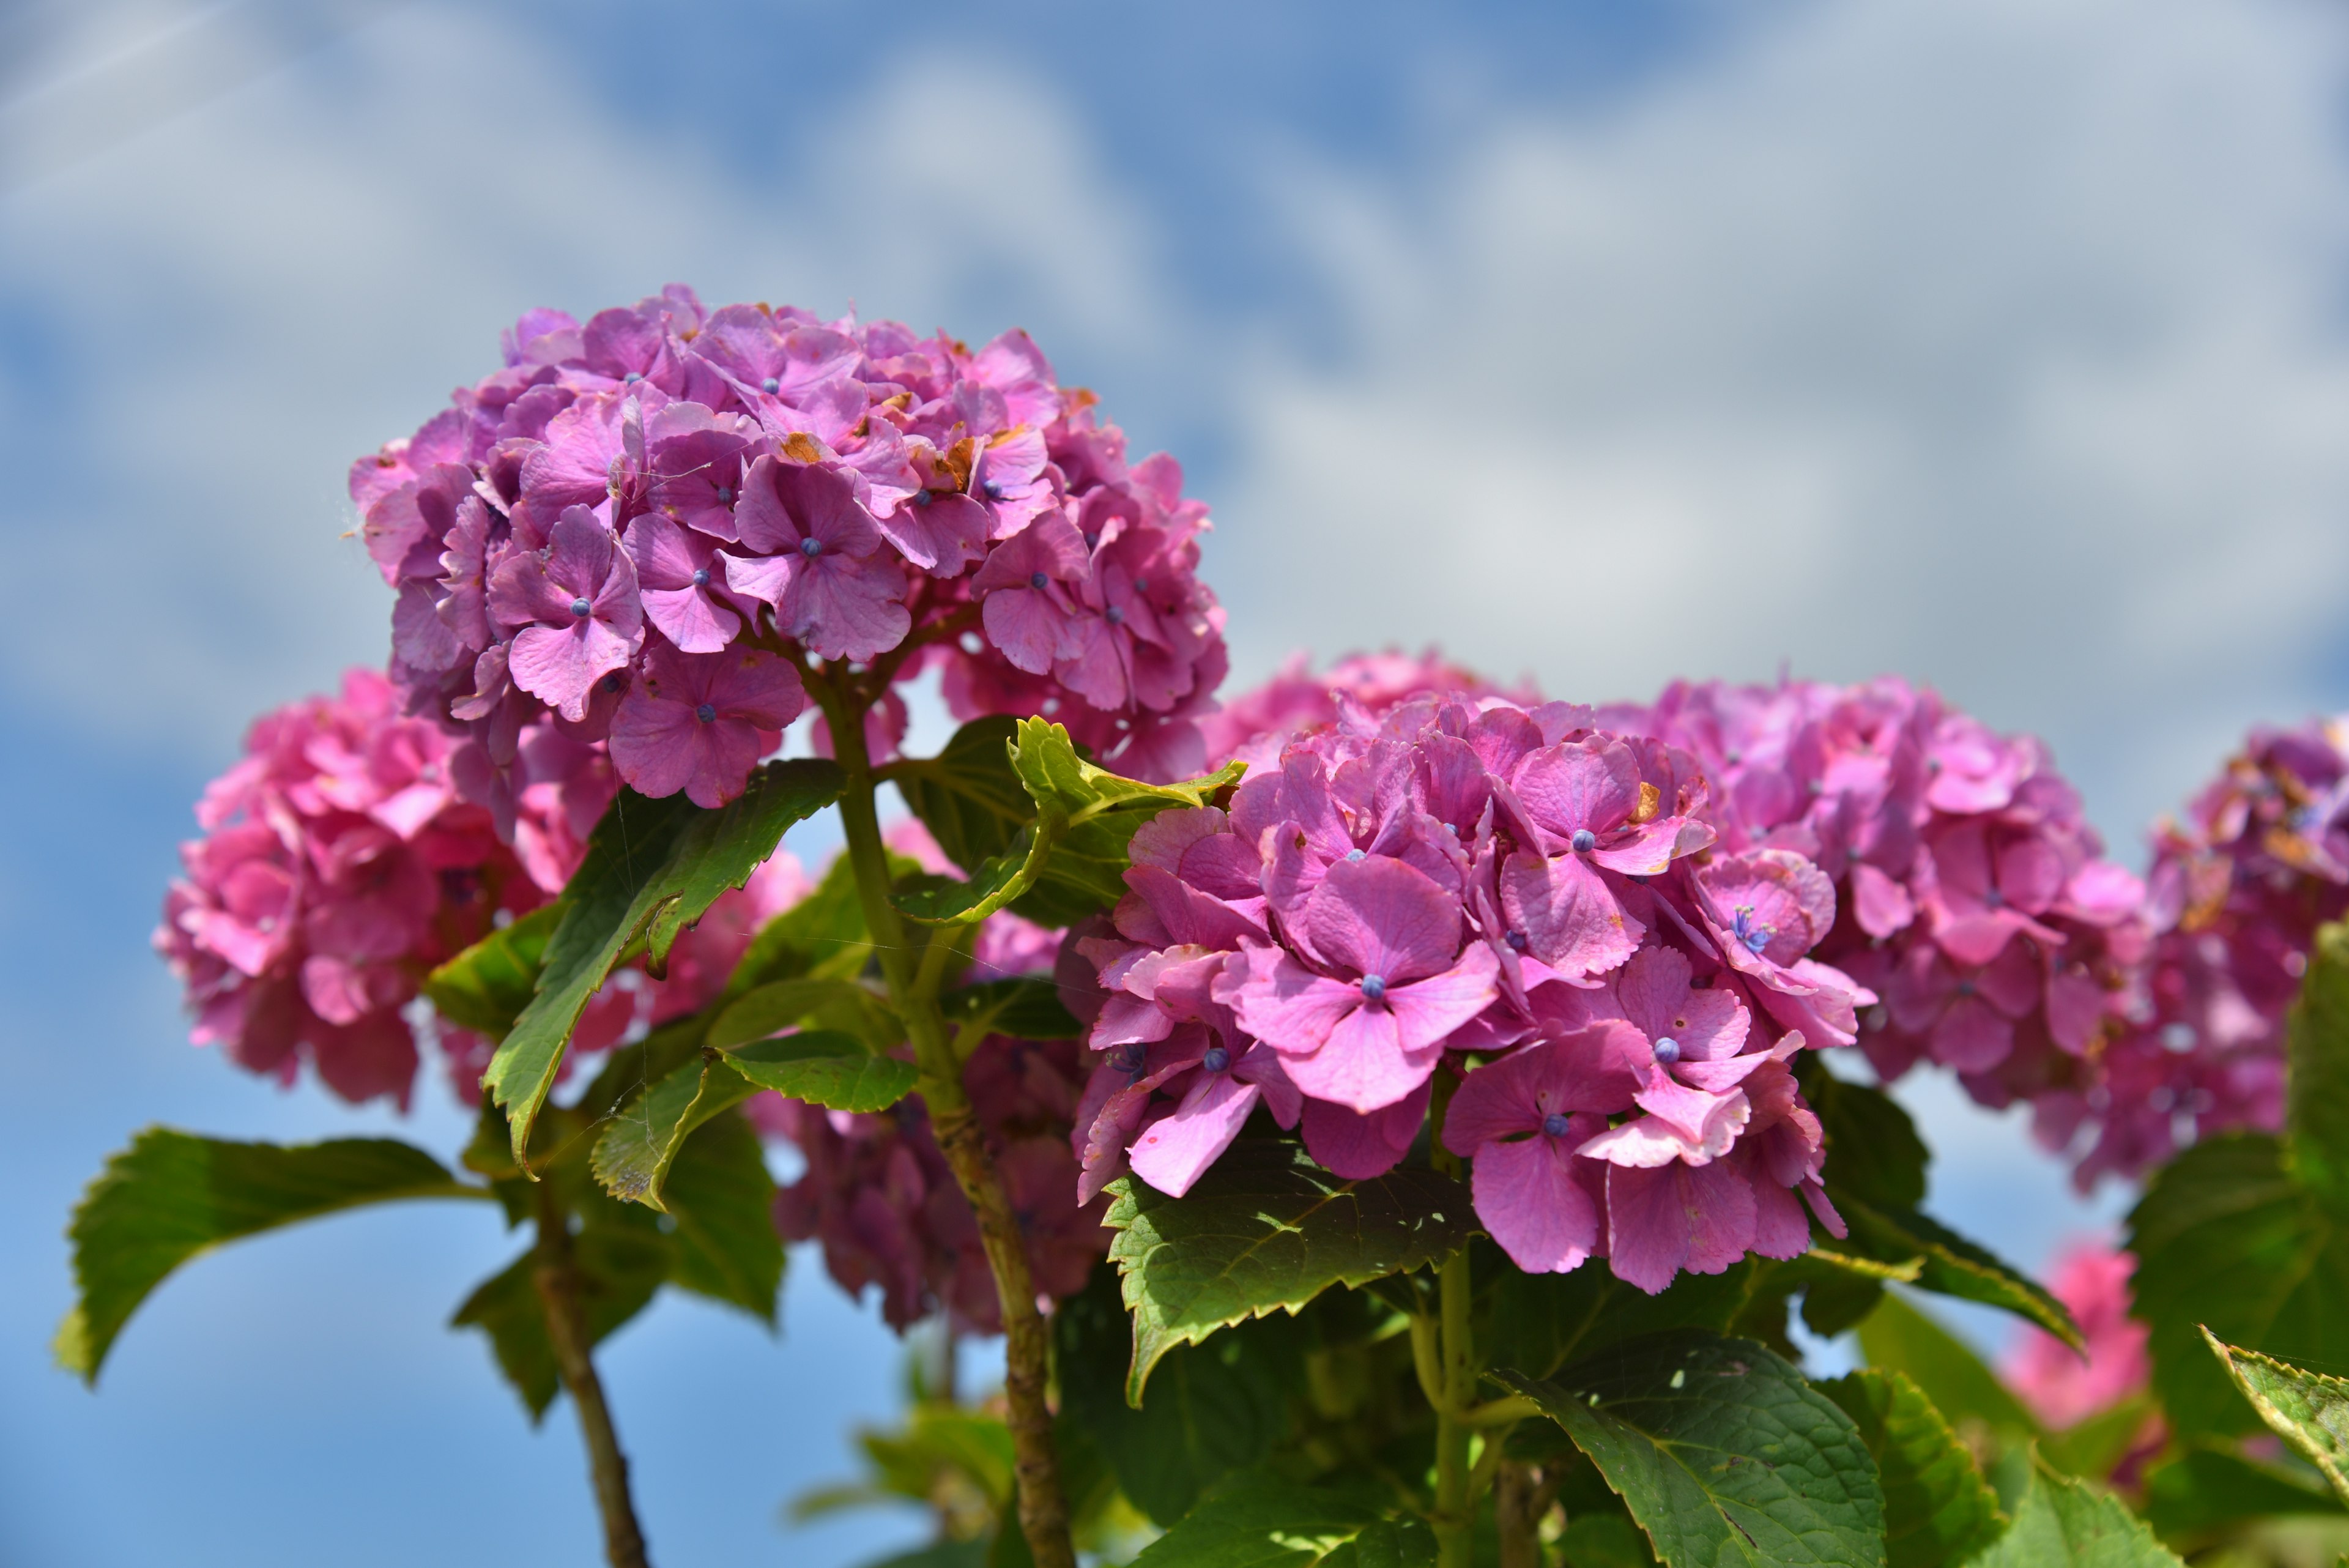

[1605,1160,1757,1295]
[1384,943,1501,1051]
[1499,851,1641,979]
[1513,738,1641,841]
[1127,1072,1261,1197]
[1228,956,1360,1057]
[1472,1129,1605,1274]
[1302,1079,1430,1181]
[1278,1001,1438,1113]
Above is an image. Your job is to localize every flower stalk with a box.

[532,1183,651,1568]
[815,668,1075,1568]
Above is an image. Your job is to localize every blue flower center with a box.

[1105,605,1125,626]
[715,486,734,503]
[983,481,1006,500]
[1111,1042,1147,1079]
[1652,1036,1681,1065]
[914,489,933,507]
[1030,571,1049,590]
[761,377,781,394]
[570,596,593,618]
[623,372,642,384]
[1732,905,1775,954]
[1202,1045,1230,1073]
[695,703,716,724]
[1346,848,1365,862]
[1359,974,1387,1003]
[600,672,625,694]
[1083,530,1099,549]
[1982,886,2005,909]
[692,568,711,587]
[1954,979,1977,998]
[799,537,823,558]
[1571,828,1597,852]
[1505,930,1529,951]
[1542,1112,1572,1139]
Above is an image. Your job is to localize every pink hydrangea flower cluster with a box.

[1630,679,2154,1183]
[1197,648,1533,771]
[1998,1239,2154,1432]
[1071,691,1867,1295]
[754,907,1105,1331]
[2039,721,2349,1185]
[154,669,612,1106]
[355,286,1226,811]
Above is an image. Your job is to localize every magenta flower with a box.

[1441,1032,1631,1273]
[1226,856,1499,1113]
[973,513,1091,675]
[1999,1241,2156,1434]
[623,512,741,653]
[721,456,910,661]
[609,644,806,809]
[490,508,644,721]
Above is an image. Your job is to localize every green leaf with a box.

[450,1219,670,1422]
[484,759,843,1168]
[1805,1069,1930,1213]
[724,1032,919,1113]
[890,716,1030,875]
[2126,1133,2349,1437]
[897,822,1055,924]
[1484,1251,1759,1381]
[57,1128,485,1382]
[1817,1369,2006,1568]
[1492,1329,1887,1568]
[589,1052,760,1210]
[1005,717,1246,927]
[2202,1329,2349,1504]
[659,1109,782,1325]
[1056,1263,1301,1527]
[707,975,896,1052]
[2142,1441,2347,1545]
[724,849,878,995]
[1968,1457,2184,1567]
[423,904,562,1038]
[941,976,1082,1042]
[1103,1137,1473,1403]
[1127,1476,1433,1568]
[1855,1290,2039,1439]
[2038,1396,2159,1482]
[1836,1198,2080,1348]
[2289,923,2349,1218]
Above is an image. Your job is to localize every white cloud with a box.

[0,4,1167,759]
[1219,0,2349,845]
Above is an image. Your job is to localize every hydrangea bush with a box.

[63,293,2349,1568]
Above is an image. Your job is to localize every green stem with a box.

[1428,1067,1478,1568]
[812,670,1076,1568]
[532,1184,651,1568]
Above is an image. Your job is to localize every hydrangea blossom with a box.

[2036,721,2349,1185]
[155,669,608,1105]
[1072,691,1864,1294]
[1197,648,1533,770]
[355,287,1228,819]
[1998,1239,2155,1432]
[1631,678,2153,1186]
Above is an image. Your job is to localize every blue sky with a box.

[4,0,2347,1562]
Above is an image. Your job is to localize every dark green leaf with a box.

[484,759,844,1169]
[423,904,562,1038]
[2202,1329,2349,1503]
[1056,1263,1301,1526]
[57,1128,485,1382]
[1838,1198,2080,1347]
[1806,1069,1929,1213]
[2142,1441,2346,1545]
[890,716,1030,875]
[589,1052,759,1210]
[659,1109,782,1325]
[942,977,1082,1042]
[707,975,896,1051]
[1967,1458,2184,1567]
[724,1032,919,1113]
[1818,1369,2006,1568]
[2289,923,2349,1218]
[1104,1138,1472,1403]
[450,1222,670,1422]
[1493,1329,1887,1568]
[2126,1133,2349,1437]
[1127,1475,1431,1568]
[722,850,877,997]
[1484,1254,1757,1382]
[2037,1396,2159,1482]
[1855,1290,2039,1439]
